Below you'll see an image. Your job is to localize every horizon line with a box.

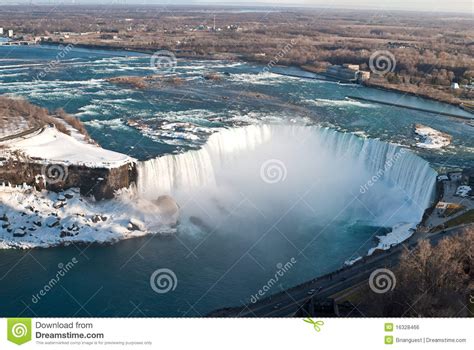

[0,2,471,15]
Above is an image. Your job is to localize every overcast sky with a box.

[2,0,472,13]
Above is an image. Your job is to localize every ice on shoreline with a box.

[344,256,362,266]
[344,223,417,266]
[0,185,176,249]
[367,222,417,256]
[414,124,451,149]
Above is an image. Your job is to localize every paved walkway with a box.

[0,125,44,143]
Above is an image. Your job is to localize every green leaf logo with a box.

[7,318,32,345]
[303,318,324,332]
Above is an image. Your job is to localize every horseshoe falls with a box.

[136,125,437,227]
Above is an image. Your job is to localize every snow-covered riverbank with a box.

[344,222,417,266]
[0,185,178,249]
[368,222,417,255]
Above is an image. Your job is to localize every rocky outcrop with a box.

[0,158,137,200]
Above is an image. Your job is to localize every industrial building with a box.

[324,64,371,83]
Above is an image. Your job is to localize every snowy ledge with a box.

[1,125,135,169]
[0,125,138,200]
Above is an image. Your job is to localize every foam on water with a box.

[229,71,299,85]
[304,98,376,108]
[83,118,129,131]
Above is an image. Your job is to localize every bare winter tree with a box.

[361,226,473,317]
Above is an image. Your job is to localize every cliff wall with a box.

[0,158,137,200]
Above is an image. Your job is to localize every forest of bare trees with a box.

[361,227,473,317]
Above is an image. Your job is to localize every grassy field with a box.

[442,209,474,229]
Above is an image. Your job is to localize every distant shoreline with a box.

[346,96,473,120]
[360,81,469,109]
[21,42,474,118]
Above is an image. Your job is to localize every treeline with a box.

[360,227,473,317]
[0,96,88,138]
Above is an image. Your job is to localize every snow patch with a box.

[368,222,416,255]
[1,125,134,168]
[414,124,451,149]
[0,185,177,249]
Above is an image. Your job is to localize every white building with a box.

[0,28,4,35]
[7,29,13,38]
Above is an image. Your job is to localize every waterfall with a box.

[137,125,272,196]
[137,124,437,213]
[316,127,437,210]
